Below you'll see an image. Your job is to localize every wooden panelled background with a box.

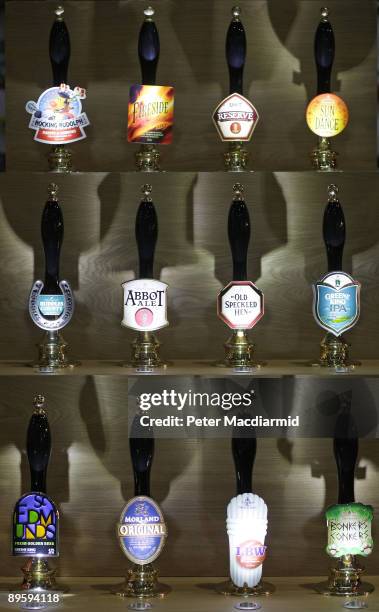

[0,172,378,361]
[0,377,377,578]
[5,0,377,172]
[0,172,378,577]
[2,0,379,580]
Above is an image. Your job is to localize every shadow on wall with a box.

[78,375,195,572]
[194,172,287,359]
[0,0,4,171]
[267,0,376,100]
[277,379,379,573]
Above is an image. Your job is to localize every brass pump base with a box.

[316,556,374,597]
[19,558,68,593]
[219,330,262,369]
[216,579,275,597]
[135,144,161,172]
[224,142,248,172]
[315,333,359,369]
[37,331,78,372]
[48,145,73,173]
[129,331,166,370]
[312,137,337,172]
[113,563,170,598]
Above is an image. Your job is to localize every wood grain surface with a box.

[0,172,377,577]
[2,577,379,611]
[0,576,379,612]
[2,359,379,376]
[5,0,377,171]
[2,0,379,585]
[0,172,378,361]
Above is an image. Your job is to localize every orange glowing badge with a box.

[306,93,349,138]
[127,85,174,145]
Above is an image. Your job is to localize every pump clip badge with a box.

[217,280,264,330]
[306,93,349,138]
[127,84,174,144]
[122,278,168,332]
[326,503,373,558]
[213,93,259,142]
[117,496,167,565]
[26,83,89,144]
[12,492,59,557]
[313,271,360,336]
[29,279,74,331]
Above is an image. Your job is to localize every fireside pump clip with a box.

[122,184,168,371]
[306,7,348,171]
[29,183,77,373]
[128,7,174,172]
[114,415,169,598]
[217,421,274,596]
[12,395,66,593]
[213,7,259,172]
[315,402,374,597]
[312,184,360,369]
[25,6,89,173]
[217,183,264,370]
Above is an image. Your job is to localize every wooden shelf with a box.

[1,576,378,611]
[1,359,379,376]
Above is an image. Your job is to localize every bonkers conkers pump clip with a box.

[316,402,374,596]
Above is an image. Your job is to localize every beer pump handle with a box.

[27,395,51,494]
[225,6,246,95]
[129,416,155,497]
[139,7,160,86]
[136,184,158,279]
[49,6,71,86]
[232,436,256,494]
[226,6,246,96]
[323,184,345,272]
[42,183,64,293]
[228,183,250,281]
[314,7,335,95]
[333,437,358,504]
[333,395,358,505]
